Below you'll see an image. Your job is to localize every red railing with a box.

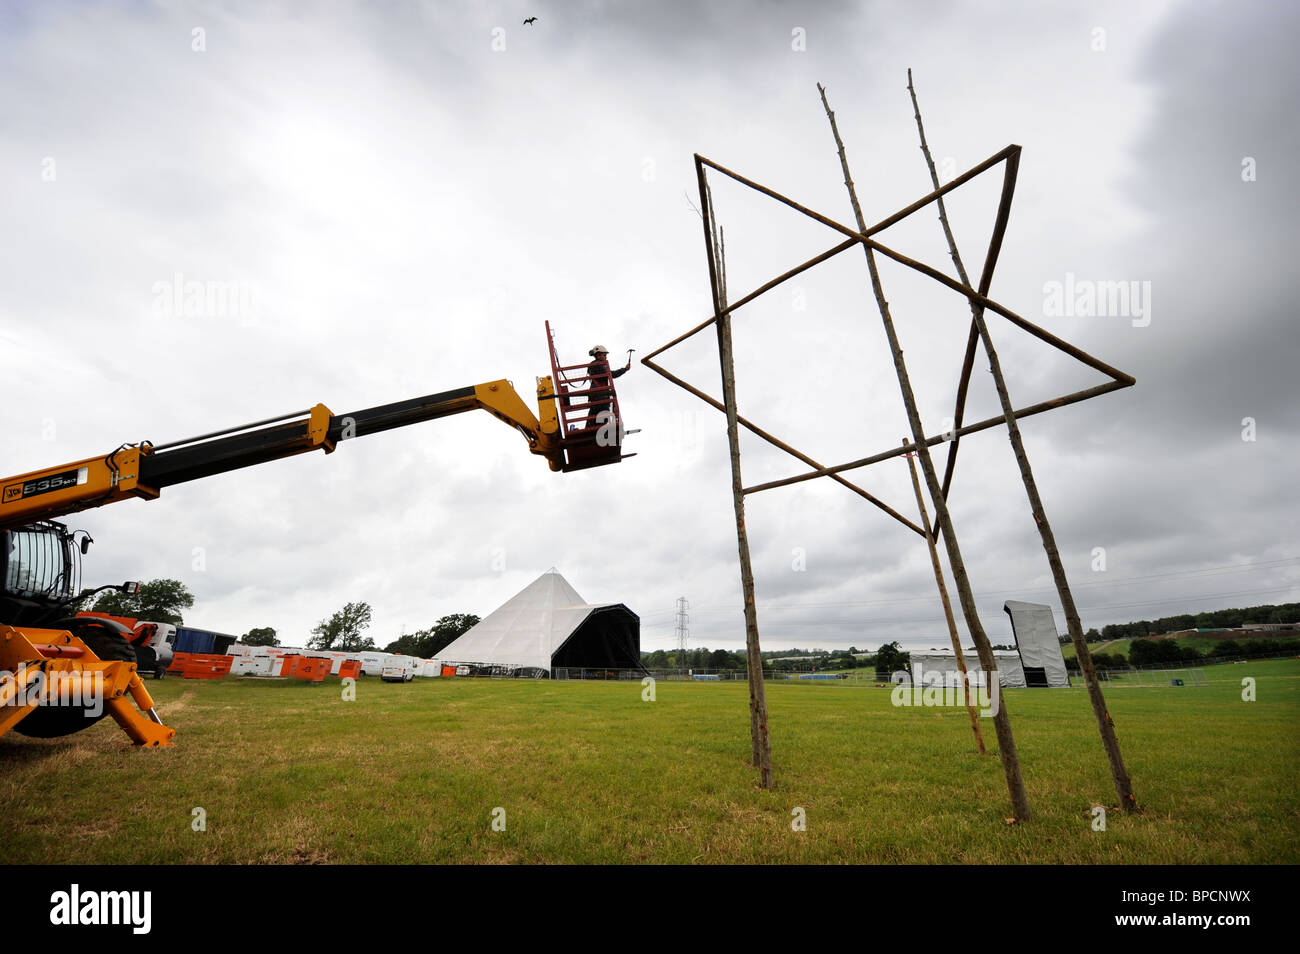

[545,321,625,471]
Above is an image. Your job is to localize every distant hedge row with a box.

[1066,637,1300,670]
[1092,602,1300,642]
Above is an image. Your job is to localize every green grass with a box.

[1063,638,1136,658]
[2,660,1296,864]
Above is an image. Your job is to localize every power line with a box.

[641,584,1300,636]
[642,556,1300,619]
[674,596,689,655]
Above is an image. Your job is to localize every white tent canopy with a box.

[435,569,640,673]
[907,650,1027,688]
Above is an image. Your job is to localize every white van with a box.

[380,655,417,683]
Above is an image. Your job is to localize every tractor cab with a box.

[544,321,636,472]
[1,520,84,628]
[2,521,141,629]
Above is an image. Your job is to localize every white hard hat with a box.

[589,344,609,356]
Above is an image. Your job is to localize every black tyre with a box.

[82,629,137,663]
[133,645,164,681]
[12,627,135,739]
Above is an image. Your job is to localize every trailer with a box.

[230,655,275,676]
[174,626,238,656]
[358,652,388,676]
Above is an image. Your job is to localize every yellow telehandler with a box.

[0,322,630,746]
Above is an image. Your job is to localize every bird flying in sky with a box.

[523,17,537,25]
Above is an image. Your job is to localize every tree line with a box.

[80,580,478,656]
[304,601,479,656]
[1081,602,1300,643]
[641,642,912,679]
[1068,637,1300,670]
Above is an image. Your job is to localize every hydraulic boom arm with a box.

[0,377,591,533]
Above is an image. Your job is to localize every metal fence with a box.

[433,652,1296,684]
[549,667,889,685]
[1086,667,1208,687]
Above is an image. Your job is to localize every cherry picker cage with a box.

[544,321,634,472]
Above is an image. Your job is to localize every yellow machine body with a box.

[0,626,174,747]
[0,337,628,747]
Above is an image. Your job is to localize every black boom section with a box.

[140,419,320,488]
[326,386,478,441]
[139,386,480,489]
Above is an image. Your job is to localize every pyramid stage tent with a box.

[435,569,642,676]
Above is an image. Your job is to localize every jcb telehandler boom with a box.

[1,325,630,746]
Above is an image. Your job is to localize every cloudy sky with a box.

[2,0,1296,655]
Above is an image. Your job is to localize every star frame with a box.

[642,146,1136,536]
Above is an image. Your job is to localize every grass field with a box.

[1063,638,1134,658]
[2,660,1296,864]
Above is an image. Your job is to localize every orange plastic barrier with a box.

[293,658,330,682]
[338,660,362,679]
[179,653,234,680]
[441,665,456,677]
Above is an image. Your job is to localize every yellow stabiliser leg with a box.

[0,626,175,747]
[110,667,174,747]
[0,663,43,737]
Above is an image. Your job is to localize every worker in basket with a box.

[583,344,631,431]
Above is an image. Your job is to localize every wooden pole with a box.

[818,82,1030,820]
[906,69,1137,812]
[698,173,775,788]
[903,438,986,755]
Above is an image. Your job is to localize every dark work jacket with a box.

[587,359,628,384]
